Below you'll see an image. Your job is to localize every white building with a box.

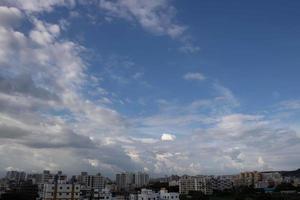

[92,188,112,200]
[138,189,159,200]
[159,188,179,200]
[41,183,80,200]
[130,188,179,200]
[77,172,105,190]
[179,175,213,195]
[168,180,179,187]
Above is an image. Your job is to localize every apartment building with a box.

[179,175,213,195]
[41,183,80,200]
[77,172,105,190]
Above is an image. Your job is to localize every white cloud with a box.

[279,100,300,110]
[99,0,186,39]
[161,133,176,141]
[183,72,206,81]
[179,43,200,54]
[0,6,22,27]
[1,0,76,13]
[257,156,265,165]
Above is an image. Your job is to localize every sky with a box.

[0,0,300,178]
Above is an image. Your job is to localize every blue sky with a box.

[0,0,300,177]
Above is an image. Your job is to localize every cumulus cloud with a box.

[183,72,206,81]
[0,6,22,27]
[161,133,176,141]
[0,2,300,177]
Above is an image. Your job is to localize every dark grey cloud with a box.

[0,124,30,139]
[0,74,59,101]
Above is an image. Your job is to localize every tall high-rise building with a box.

[77,172,105,190]
[116,172,149,191]
[135,172,149,188]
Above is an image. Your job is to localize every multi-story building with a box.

[77,172,105,190]
[135,172,149,188]
[116,173,131,190]
[116,172,149,191]
[168,180,179,187]
[195,177,213,195]
[179,175,196,194]
[6,171,26,184]
[41,183,80,200]
[92,188,112,200]
[138,189,159,200]
[261,172,282,186]
[41,170,54,184]
[238,171,262,186]
[179,175,213,195]
[159,188,179,200]
[211,176,233,191]
[130,189,179,200]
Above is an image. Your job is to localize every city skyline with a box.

[0,0,300,177]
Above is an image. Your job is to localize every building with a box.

[159,188,179,200]
[135,172,149,188]
[116,172,149,191]
[5,171,26,184]
[138,189,159,200]
[0,180,38,200]
[92,189,112,200]
[261,172,282,186]
[211,176,233,191]
[238,171,262,186]
[41,183,80,200]
[168,180,179,187]
[77,172,105,190]
[116,173,130,190]
[41,170,54,184]
[179,175,213,195]
[130,188,179,200]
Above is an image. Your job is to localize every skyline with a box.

[0,0,300,177]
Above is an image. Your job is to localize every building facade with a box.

[179,175,213,195]
[41,183,80,200]
[77,172,105,190]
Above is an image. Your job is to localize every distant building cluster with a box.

[0,170,152,200]
[0,169,300,199]
[178,175,232,195]
[234,171,300,191]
